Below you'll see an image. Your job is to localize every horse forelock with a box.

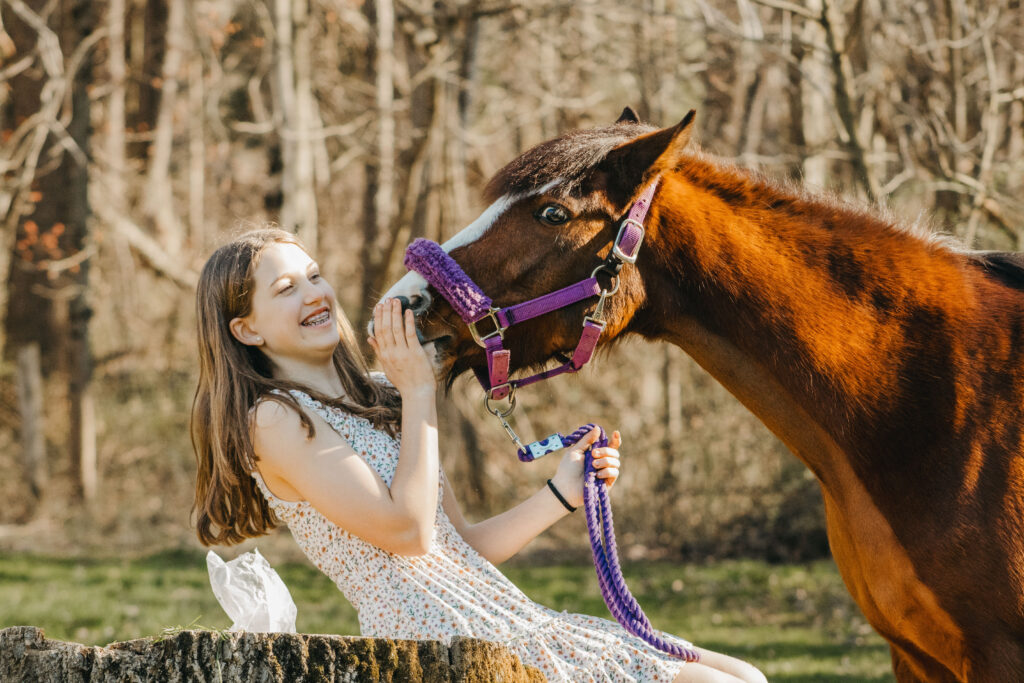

[483,122,655,203]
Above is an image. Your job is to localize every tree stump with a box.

[0,626,546,682]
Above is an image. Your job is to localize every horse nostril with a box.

[397,293,432,315]
[413,291,432,315]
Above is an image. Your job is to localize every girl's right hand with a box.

[368,298,437,397]
[550,427,622,509]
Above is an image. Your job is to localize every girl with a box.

[192,228,765,683]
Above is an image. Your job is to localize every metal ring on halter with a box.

[484,389,517,418]
[590,264,621,297]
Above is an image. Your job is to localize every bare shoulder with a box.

[251,397,315,472]
[253,397,298,430]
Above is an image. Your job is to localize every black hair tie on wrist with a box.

[546,479,577,513]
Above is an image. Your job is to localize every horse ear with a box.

[602,110,696,194]
[615,106,640,124]
[656,110,696,168]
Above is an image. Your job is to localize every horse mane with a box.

[674,147,970,253]
[969,251,1024,291]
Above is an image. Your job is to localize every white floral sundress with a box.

[251,387,689,682]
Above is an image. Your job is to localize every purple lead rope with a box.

[560,424,701,662]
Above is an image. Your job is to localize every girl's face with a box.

[229,242,340,367]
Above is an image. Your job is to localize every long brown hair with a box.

[191,228,401,546]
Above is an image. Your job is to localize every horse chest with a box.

[822,470,968,681]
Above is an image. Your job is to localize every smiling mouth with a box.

[301,308,331,326]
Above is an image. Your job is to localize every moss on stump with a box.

[0,626,546,682]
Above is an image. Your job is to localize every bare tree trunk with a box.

[66,0,98,503]
[784,11,808,181]
[451,8,480,227]
[357,0,396,333]
[1008,51,1023,251]
[272,0,320,252]
[106,0,127,206]
[962,29,1000,247]
[69,294,97,503]
[291,0,318,252]
[5,0,101,503]
[132,0,167,156]
[800,0,830,188]
[187,35,206,249]
[820,0,880,200]
[633,0,656,121]
[373,0,395,254]
[102,0,133,332]
[16,344,46,502]
[457,4,481,131]
[2,0,62,365]
[944,0,967,146]
[368,64,443,304]
[664,346,683,445]
[142,0,185,254]
[725,0,763,159]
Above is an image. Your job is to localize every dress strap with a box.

[270,388,345,432]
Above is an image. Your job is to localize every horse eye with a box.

[536,204,571,226]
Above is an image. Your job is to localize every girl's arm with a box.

[443,429,621,565]
[254,396,437,556]
[367,299,440,551]
[256,299,439,556]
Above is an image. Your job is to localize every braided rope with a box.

[561,423,701,662]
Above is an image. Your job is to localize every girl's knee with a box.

[678,648,767,683]
[671,663,745,683]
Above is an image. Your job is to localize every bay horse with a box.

[378,109,1024,682]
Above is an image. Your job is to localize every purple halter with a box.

[403,179,700,662]
[404,180,657,406]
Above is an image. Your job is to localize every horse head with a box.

[379,107,696,388]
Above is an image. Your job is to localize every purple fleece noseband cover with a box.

[404,238,491,322]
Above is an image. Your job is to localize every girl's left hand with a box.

[549,428,622,510]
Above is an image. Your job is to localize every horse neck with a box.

[637,156,979,486]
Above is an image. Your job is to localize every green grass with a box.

[0,550,893,682]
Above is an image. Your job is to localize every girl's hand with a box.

[550,428,622,509]
[368,298,436,397]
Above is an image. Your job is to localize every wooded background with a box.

[2,0,1022,562]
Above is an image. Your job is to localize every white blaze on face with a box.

[376,192,517,309]
[373,179,563,343]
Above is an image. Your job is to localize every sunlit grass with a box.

[0,551,893,682]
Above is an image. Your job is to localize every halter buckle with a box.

[468,307,506,347]
[612,218,645,264]
[487,381,514,401]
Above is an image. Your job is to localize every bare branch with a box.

[106,213,199,289]
[748,0,819,21]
